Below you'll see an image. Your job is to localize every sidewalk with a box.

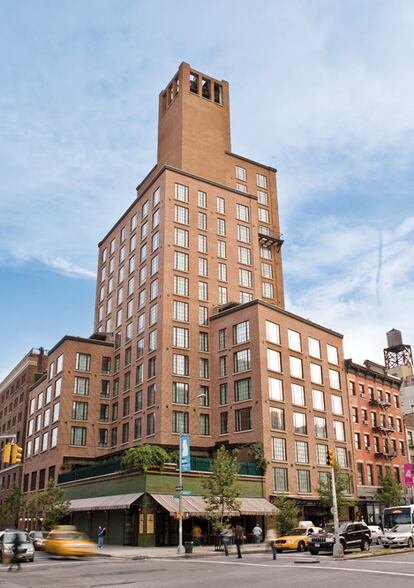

[97,543,266,559]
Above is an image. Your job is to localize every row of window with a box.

[352,405,403,431]
[26,427,58,457]
[272,439,348,468]
[349,380,400,408]
[273,467,351,494]
[356,462,402,486]
[269,407,347,440]
[354,432,405,455]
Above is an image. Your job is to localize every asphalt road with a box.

[3,549,414,588]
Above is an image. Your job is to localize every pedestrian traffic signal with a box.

[327,449,335,467]
[11,443,23,464]
[2,442,12,464]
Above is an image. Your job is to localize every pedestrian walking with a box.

[97,526,106,548]
[252,523,263,544]
[7,532,23,572]
[220,523,233,556]
[265,527,278,560]
[234,524,245,559]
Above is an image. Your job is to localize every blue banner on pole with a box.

[180,434,191,472]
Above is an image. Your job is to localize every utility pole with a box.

[331,464,343,558]
[177,432,184,553]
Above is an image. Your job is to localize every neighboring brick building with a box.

[0,348,47,498]
[22,335,113,494]
[346,359,406,523]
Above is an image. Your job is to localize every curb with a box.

[345,546,414,561]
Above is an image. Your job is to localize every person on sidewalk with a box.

[252,523,263,544]
[265,527,278,561]
[234,524,245,559]
[7,532,23,572]
[220,523,233,556]
[97,526,106,548]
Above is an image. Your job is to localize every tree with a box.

[121,444,171,472]
[248,442,267,474]
[0,484,25,528]
[32,479,71,530]
[319,464,353,519]
[202,445,241,531]
[375,469,404,507]
[273,496,299,536]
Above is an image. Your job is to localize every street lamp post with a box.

[177,432,185,553]
[331,465,343,558]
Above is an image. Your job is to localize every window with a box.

[357,462,365,485]
[76,353,91,372]
[310,363,323,385]
[257,190,268,205]
[235,166,247,181]
[270,407,285,430]
[99,404,109,422]
[198,234,207,253]
[297,470,311,493]
[238,246,251,265]
[218,262,227,282]
[220,412,228,434]
[236,203,249,222]
[291,384,305,406]
[312,389,325,412]
[172,354,189,376]
[219,356,227,377]
[200,414,210,436]
[198,257,208,277]
[236,182,247,193]
[198,281,208,301]
[148,357,156,379]
[333,420,345,441]
[175,183,189,202]
[261,262,272,278]
[98,429,108,448]
[233,321,250,345]
[199,385,209,407]
[317,444,328,466]
[217,218,226,236]
[199,358,209,379]
[72,401,88,421]
[199,331,209,352]
[149,304,157,325]
[329,369,341,390]
[234,378,251,402]
[218,286,228,305]
[287,330,301,352]
[56,354,64,373]
[197,190,207,208]
[51,428,58,448]
[266,321,280,344]
[256,173,267,188]
[217,240,226,258]
[272,438,286,461]
[135,390,143,412]
[174,228,189,250]
[173,300,189,322]
[174,275,189,297]
[260,245,272,259]
[151,255,159,275]
[52,402,60,423]
[239,268,252,288]
[354,432,361,450]
[269,377,283,401]
[146,413,155,436]
[237,224,250,243]
[173,382,189,404]
[73,376,89,396]
[352,407,359,423]
[234,349,251,373]
[172,411,189,434]
[327,344,339,365]
[174,251,189,272]
[293,412,307,435]
[71,426,87,446]
[267,349,281,372]
[295,441,309,464]
[262,283,274,299]
[235,407,252,431]
[122,422,129,444]
[220,383,228,405]
[175,205,189,225]
[199,306,208,326]
[258,208,269,223]
[198,212,207,230]
[173,327,189,349]
[274,468,288,492]
[331,395,343,415]
[289,356,303,379]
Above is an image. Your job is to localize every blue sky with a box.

[1,0,414,379]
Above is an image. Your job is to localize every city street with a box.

[3,550,414,588]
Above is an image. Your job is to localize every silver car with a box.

[382,524,414,548]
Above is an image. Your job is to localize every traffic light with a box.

[327,449,335,467]
[11,443,23,464]
[2,443,12,464]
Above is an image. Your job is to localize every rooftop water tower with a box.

[384,329,413,369]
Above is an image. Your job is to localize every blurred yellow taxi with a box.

[274,526,321,552]
[45,526,97,558]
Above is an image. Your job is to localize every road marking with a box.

[159,558,414,578]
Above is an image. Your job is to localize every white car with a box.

[382,524,414,548]
[368,525,383,544]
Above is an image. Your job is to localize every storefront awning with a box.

[69,492,143,512]
[150,494,277,516]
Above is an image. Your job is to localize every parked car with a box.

[45,526,97,558]
[367,525,383,544]
[0,530,35,563]
[308,522,371,555]
[28,530,49,550]
[274,526,322,552]
[382,524,414,548]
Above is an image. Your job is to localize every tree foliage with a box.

[375,469,404,507]
[318,464,353,519]
[28,479,70,530]
[248,442,267,474]
[121,444,171,472]
[273,496,299,536]
[0,484,25,528]
[202,445,241,531]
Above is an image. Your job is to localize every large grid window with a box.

[234,378,251,402]
[74,377,89,396]
[273,468,288,492]
[270,407,285,430]
[174,251,189,272]
[175,183,189,202]
[289,356,303,379]
[235,407,252,431]
[261,263,272,278]
[331,395,343,415]
[174,227,189,248]
[234,349,251,373]
[291,384,305,406]
[173,327,189,348]
[217,240,226,258]
[316,444,328,466]
[272,437,286,461]
[258,208,269,223]
[293,412,307,435]
[216,196,225,214]
[256,173,267,188]
[174,275,189,296]
[220,383,228,405]
[72,401,88,421]
[239,268,252,288]
[295,441,309,464]
[198,191,207,208]
[238,246,251,265]
[257,190,268,205]
[198,281,208,301]
[314,416,327,438]
[198,212,207,230]
[172,411,189,433]
[198,234,207,253]
[266,321,280,344]
[76,353,91,372]
[262,282,274,299]
[267,349,281,372]
[218,286,228,305]
[199,258,208,277]
[217,218,226,236]
[297,470,311,493]
[235,166,247,181]
[200,414,210,436]
[236,204,249,222]
[172,354,189,376]
[71,426,87,446]
[173,382,189,404]
[173,300,189,322]
[237,224,251,243]
[335,447,348,468]
[233,321,250,345]
[269,377,283,401]
[218,263,227,281]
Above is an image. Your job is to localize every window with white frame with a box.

[198,257,208,277]
[174,275,189,297]
[51,427,58,448]
[172,354,189,376]
[262,283,274,298]
[151,255,159,275]
[308,337,321,359]
[327,344,339,365]
[216,196,225,214]
[256,173,267,188]
[333,420,345,441]
[273,467,288,492]
[272,437,286,461]
[153,186,160,206]
[261,262,272,278]
[236,204,249,222]
[150,279,158,300]
[175,205,189,225]
[312,389,325,411]
[316,444,328,465]
[140,244,147,263]
[174,251,189,272]
[141,201,148,219]
[288,330,301,352]
[239,268,252,288]
[257,190,268,205]
[233,321,250,345]
[238,246,251,265]
[141,222,148,240]
[236,182,247,193]
[310,363,323,385]
[266,320,280,344]
[149,304,157,325]
[173,382,189,404]
[152,209,160,229]
[175,183,189,202]
[291,383,305,406]
[289,356,303,379]
[198,234,207,253]
[240,292,253,303]
[260,245,272,259]
[152,231,159,252]
[218,263,227,281]
[267,349,282,372]
[335,446,348,468]
[293,412,307,435]
[237,224,250,243]
[331,394,344,415]
[258,208,269,223]
[234,349,251,373]
[217,240,226,258]
[173,301,188,322]
[76,353,90,372]
[198,212,207,230]
[218,286,228,305]
[297,469,311,493]
[295,440,309,463]
[149,330,157,352]
[198,281,208,301]
[199,306,208,326]
[139,266,147,285]
[198,191,207,208]
[235,166,247,181]
[270,407,285,430]
[217,218,226,236]
[329,369,341,390]
[130,214,137,231]
[269,377,283,401]
[174,227,189,248]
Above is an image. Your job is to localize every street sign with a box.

[180,434,191,473]
[182,490,192,496]
[176,485,183,491]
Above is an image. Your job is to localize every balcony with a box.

[372,425,395,434]
[258,231,284,251]
[374,451,397,460]
[369,399,392,409]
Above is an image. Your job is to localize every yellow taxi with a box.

[45,526,97,558]
[274,526,321,552]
